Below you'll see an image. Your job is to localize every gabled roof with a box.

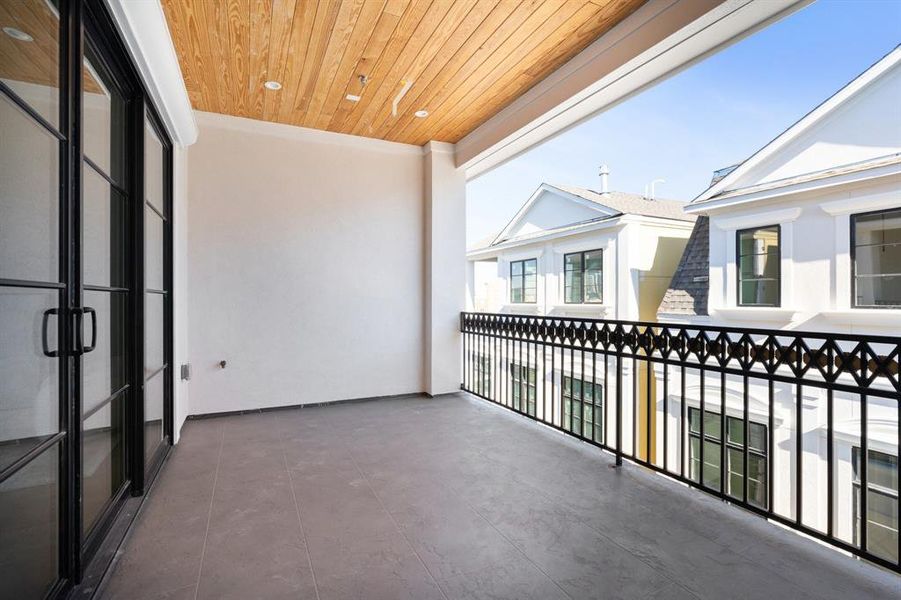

[479,182,694,251]
[690,44,901,208]
[554,184,696,222]
[657,216,709,317]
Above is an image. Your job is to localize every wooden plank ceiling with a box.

[161,0,644,146]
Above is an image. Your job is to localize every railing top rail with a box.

[462,311,901,345]
[461,311,901,396]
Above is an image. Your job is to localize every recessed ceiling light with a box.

[346,94,361,103]
[414,109,429,118]
[3,27,34,42]
[263,80,282,91]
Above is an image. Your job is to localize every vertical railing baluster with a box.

[860,392,868,555]
[827,387,833,537]
[581,339,587,438]
[592,343,598,443]
[663,360,668,473]
[796,381,803,526]
[616,353,622,467]
[721,371,726,496]
[647,346,652,465]
[743,374,749,505]
[699,365,706,487]
[633,356,638,460]
[768,378,775,513]
[681,364,686,480]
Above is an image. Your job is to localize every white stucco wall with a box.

[184,111,426,415]
[704,174,901,334]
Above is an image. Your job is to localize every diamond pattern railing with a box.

[461,311,900,572]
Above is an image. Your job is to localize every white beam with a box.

[457,0,809,178]
[104,0,198,146]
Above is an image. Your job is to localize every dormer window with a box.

[510,258,537,303]
[852,208,901,308]
[564,249,603,304]
[737,226,780,307]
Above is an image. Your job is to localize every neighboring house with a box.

[467,176,695,321]
[657,47,901,564]
[466,173,695,455]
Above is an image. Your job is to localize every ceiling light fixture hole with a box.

[264,80,282,91]
[414,110,429,118]
[3,27,34,42]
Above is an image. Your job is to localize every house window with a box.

[509,363,536,415]
[563,376,603,440]
[737,226,780,306]
[510,258,538,303]
[688,408,768,508]
[852,208,901,308]
[853,448,898,563]
[564,250,603,304]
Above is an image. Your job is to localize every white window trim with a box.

[551,238,614,310]
[500,249,544,307]
[821,197,901,313]
[715,207,801,311]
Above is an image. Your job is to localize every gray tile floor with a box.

[100,393,899,600]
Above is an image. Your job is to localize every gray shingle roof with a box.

[553,185,696,222]
[657,216,709,317]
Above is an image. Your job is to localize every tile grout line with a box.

[279,423,322,600]
[346,449,451,600]
[192,423,225,600]
[469,444,702,599]
[452,491,577,600]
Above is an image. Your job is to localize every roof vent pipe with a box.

[645,178,665,201]
[599,164,609,196]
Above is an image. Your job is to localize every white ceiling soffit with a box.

[104,0,198,146]
[457,0,810,179]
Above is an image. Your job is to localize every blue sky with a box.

[466,0,901,244]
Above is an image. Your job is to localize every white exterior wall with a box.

[704,175,901,333]
[184,112,427,415]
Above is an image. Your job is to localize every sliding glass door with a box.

[0,1,172,597]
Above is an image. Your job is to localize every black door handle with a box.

[83,307,97,353]
[41,308,60,357]
[73,307,98,355]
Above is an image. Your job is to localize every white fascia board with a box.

[458,0,808,179]
[104,0,198,146]
[470,215,627,259]
[686,160,901,214]
[491,183,616,246]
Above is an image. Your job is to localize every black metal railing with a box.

[460,311,900,572]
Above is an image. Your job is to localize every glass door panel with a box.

[0,92,59,283]
[0,288,59,470]
[144,113,168,467]
[0,442,60,600]
[0,3,63,595]
[80,44,128,539]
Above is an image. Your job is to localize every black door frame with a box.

[0,0,174,597]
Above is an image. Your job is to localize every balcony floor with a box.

[100,393,898,600]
